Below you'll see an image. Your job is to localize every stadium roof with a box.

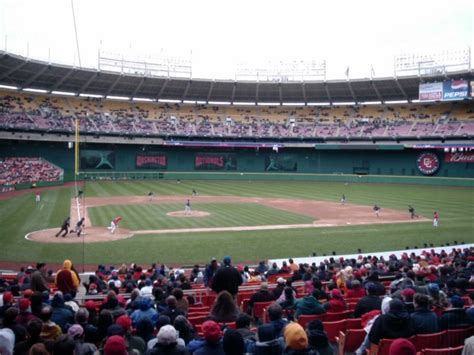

[0,51,472,105]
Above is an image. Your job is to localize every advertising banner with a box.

[265,154,298,172]
[136,154,168,169]
[442,80,469,101]
[416,152,440,175]
[194,154,237,170]
[445,152,474,163]
[419,82,443,101]
[80,150,115,170]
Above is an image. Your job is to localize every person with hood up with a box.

[0,328,15,355]
[131,297,158,326]
[305,319,333,355]
[249,323,283,355]
[55,259,79,297]
[51,292,75,332]
[368,299,415,345]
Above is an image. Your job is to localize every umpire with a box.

[55,217,70,238]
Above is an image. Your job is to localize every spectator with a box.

[267,303,288,337]
[161,296,185,324]
[50,293,74,332]
[14,318,44,355]
[411,293,439,334]
[327,289,347,312]
[67,324,97,355]
[222,329,245,355]
[172,288,189,315]
[131,297,158,326]
[0,328,15,355]
[100,291,126,320]
[203,258,218,287]
[173,315,196,345]
[346,280,366,299]
[211,256,242,297]
[194,320,225,355]
[3,307,27,344]
[39,306,62,341]
[401,288,416,313]
[438,295,472,330]
[54,260,79,297]
[278,287,297,315]
[16,298,36,327]
[272,278,287,300]
[247,283,274,315]
[210,291,240,323]
[103,335,127,355]
[235,313,256,351]
[283,322,316,354]
[116,315,146,354]
[250,324,282,354]
[388,338,416,355]
[52,334,75,355]
[368,299,415,345]
[31,263,50,293]
[146,324,188,354]
[294,290,326,319]
[467,291,474,322]
[354,283,382,318]
[74,308,98,344]
[305,319,332,355]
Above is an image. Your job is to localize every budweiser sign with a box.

[445,152,474,163]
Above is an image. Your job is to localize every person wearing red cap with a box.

[15,298,36,327]
[104,335,128,355]
[116,315,146,354]
[388,338,416,355]
[194,320,225,355]
[400,288,416,313]
[328,288,347,313]
[0,291,14,319]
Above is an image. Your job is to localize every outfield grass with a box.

[0,180,472,265]
[88,203,314,230]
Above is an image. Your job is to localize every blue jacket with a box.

[411,308,439,334]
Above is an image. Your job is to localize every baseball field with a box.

[0,180,473,267]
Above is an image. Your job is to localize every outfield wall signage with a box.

[265,154,298,172]
[419,82,443,101]
[417,152,440,175]
[194,154,237,170]
[136,154,168,169]
[445,152,474,163]
[80,150,115,170]
[442,80,469,101]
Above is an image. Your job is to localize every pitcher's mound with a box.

[166,211,210,217]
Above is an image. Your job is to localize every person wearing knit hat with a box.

[145,324,188,355]
[400,288,416,313]
[194,320,225,355]
[284,322,314,354]
[104,335,128,355]
[388,338,416,355]
[15,298,35,327]
[211,255,243,297]
[328,288,347,313]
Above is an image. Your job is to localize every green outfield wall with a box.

[1,140,473,186]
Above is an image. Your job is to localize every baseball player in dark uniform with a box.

[55,217,70,238]
[373,204,381,217]
[185,199,192,214]
[70,217,85,237]
[408,205,417,219]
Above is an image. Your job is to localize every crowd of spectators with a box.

[0,157,63,186]
[0,247,473,354]
[1,93,473,140]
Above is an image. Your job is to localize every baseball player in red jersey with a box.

[107,216,122,233]
[433,211,439,227]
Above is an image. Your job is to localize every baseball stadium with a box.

[0,1,473,354]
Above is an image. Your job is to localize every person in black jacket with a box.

[369,299,415,345]
[211,256,242,297]
[354,283,382,318]
[438,295,473,330]
[411,293,439,334]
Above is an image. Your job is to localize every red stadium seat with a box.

[445,326,474,347]
[324,310,352,321]
[420,345,464,355]
[412,331,445,352]
[346,318,362,329]
[188,315,206,328]
[297,314,325,329]
[323,319,347,342]
[336,329,366,355]
[252,301,274,321]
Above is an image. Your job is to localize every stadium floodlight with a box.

[233,102,255,106]
[23,88,48,93]
[182,100,197,104]
[195,100,207,104]
[208,101,231,105]
[307,102,330,106]
[411,99,438,103]
[106,95,130,100]
[257,102,281,106]
[79,93,103,98]
[158,99,181,103]
[282,102,306,106]
[132,97,154,102]
[360,101,382,105]
[52,91,76,96]
[384,100,409,104]
[0,84,18,90]
[334,102,356,106]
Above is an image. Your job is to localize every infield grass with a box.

[0,180,472,265]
